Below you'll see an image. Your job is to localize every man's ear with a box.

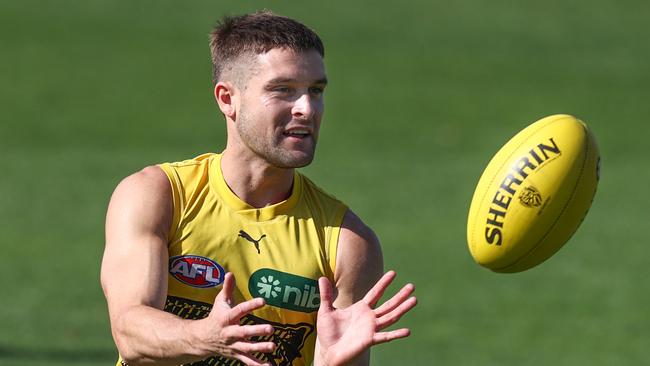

[214,82,237,120]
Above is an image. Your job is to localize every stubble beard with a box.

[236,111,317,169]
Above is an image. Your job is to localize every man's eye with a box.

[309,87,324,95]
[273,86,292,93]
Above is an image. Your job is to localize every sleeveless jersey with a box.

[118,153,348,366]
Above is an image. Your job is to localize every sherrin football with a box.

[467,114,600,273]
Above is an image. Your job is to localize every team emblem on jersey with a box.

[242,314,314,366]
[169,255,225,288]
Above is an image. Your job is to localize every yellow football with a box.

[467,114,600,273]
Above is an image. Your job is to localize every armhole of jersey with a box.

[327,205,349,279]
[158,163,183,243]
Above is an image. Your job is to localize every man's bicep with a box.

[101,166,173,317]
[332,209,384,308]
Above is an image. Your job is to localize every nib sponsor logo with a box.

[169,255,225,288]
[249,269,320,313]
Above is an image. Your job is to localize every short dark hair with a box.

[209,11,325,85]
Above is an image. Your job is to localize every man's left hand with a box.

[314,271,417,366]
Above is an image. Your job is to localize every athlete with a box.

[101,11,417,366]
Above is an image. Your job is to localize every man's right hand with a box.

[188,272,276,366]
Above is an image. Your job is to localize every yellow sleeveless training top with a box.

[117,153,348,366]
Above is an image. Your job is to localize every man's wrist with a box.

[313,340,332,366]
[182,317,212,359]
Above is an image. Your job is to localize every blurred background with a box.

[1,0,649,365]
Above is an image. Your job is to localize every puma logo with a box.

[238,230,266,254]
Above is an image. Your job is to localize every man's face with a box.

[235,48,327,169]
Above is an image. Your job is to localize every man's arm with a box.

[101,166,275,366]
[313,210,417,366]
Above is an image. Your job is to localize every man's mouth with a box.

[283,127,312,138]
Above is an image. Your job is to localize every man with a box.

[101,11,416,366]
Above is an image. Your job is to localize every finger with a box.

[223,323,274,340]
[376,296,417,330]
[374,283,415,317]
[372,328,411,345]
[229,297,267,322]
[362,270,397,307]
[318,277,334,312]
[231,340,276,354]
[233,352,273,366]
[215,272,236,308]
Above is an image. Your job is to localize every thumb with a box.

[318,277,334,313]
[215,272,235,309]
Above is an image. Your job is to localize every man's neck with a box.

[220,148,295,208]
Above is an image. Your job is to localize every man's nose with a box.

[292,92,316,120]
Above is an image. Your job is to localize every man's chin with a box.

[284,155,315,169]
[269,151,315,169]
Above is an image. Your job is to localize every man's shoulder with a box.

[159,152,217,170]
[115,165,170,198]
[157,153,219,187]
[107,165,173,239]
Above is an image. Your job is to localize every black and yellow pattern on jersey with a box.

[164,296,314,366]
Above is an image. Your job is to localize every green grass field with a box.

[2,1,649,365]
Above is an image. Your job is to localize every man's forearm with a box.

[112,305,207,366]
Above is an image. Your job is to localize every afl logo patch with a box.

[169,255,225,288]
